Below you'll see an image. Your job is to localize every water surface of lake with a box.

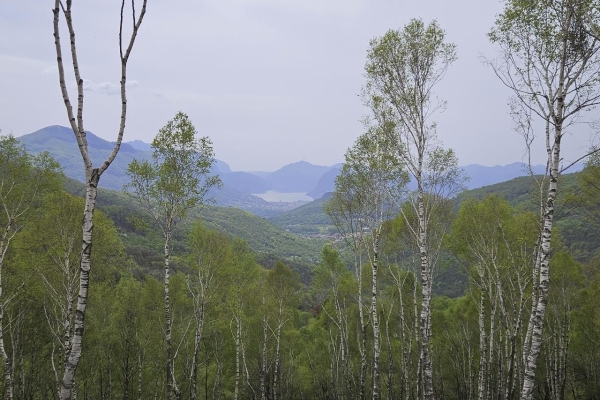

[253,191,313,202]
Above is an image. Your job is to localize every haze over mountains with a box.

[16,126,582,216]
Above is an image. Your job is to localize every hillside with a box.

[19,125,151,190]
[271,172,600,262]
[456,173,598,261]
[269,192,334,235]
[190,206,323,262]
[62,178,324,281]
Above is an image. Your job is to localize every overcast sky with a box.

[1,1,598,171]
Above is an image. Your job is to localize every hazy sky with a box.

[1,1,598,171]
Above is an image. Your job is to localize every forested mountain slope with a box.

[63,178,323,282]
[271,172,600,262]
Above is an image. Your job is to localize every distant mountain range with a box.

[15,125,584,217]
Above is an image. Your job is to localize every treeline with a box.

[2,133,600,399]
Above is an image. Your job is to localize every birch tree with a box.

[312,245,355,399]
[364,19,463,400]
[329,121,407,400]
[124,112,220,400]
[324,180,370,400]
[487,1,600,397]
[267,261,300,400]
[186,224,230,400]
[228,239,259,400]
[52,1,148,397]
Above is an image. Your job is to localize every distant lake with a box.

[253,191,313,202]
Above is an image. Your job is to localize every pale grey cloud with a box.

[80,79,140,96]
[1,0,598,171]
[42,66,58,75]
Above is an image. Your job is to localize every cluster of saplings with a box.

[6,0,600,399]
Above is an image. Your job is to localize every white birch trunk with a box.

[59,178,98,399]
[260,301,268,400]
[0,307,13,400]
[357,256,367,400]
[371,244,381,400]
[233,313,241,400]
[0,224,14,400]
[190,293,205,400]
[477,289,487,400]
[273,301,283,400]
[520,114,562,400]
[164,235,175,400]
[417,187,434,400]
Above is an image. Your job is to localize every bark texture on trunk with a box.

[371,246,380,400]
[0,223,14,400]
[520,110,562,400]
[233,313,241,400]
[164,237,174,400]
[477,289,487,400]
[190,290,206,400]
[357,257,367,400]
[59,176,98,399]
[417,188,434,400]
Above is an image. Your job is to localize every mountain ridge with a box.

[16,125,584,216]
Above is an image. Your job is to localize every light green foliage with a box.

[125,111,221,235]
[449,195,539,266]
[325,121,407,253]
[488,0,600,147]
[188,222,231,280]
[490,0,600,65]
[576,152,600,224]
[337,119,407,210]
[268,261,301,305]
[365,19,457,116]
[312,245,354,301]
[364,19,459,191]
[0,134,62,233]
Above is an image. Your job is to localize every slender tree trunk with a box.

[260,303,268,400]
[334,292,350,399]
[396,278,410,400]
[413,271,421,400]
[233,313,241,400]
[417,186,434,400]
[0,224,14,400]
[477,289,487,400]
[487,299,496,398]
[371,245,380,400]
[273,301,283,400]
[60,175,99,400]
[357,256,367,400]
[0,307,13,400]
[137,352,143,400]
[520,133,561,400]
[190,296,206,400]
[164,234,174,400]
[385,303,394,400]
